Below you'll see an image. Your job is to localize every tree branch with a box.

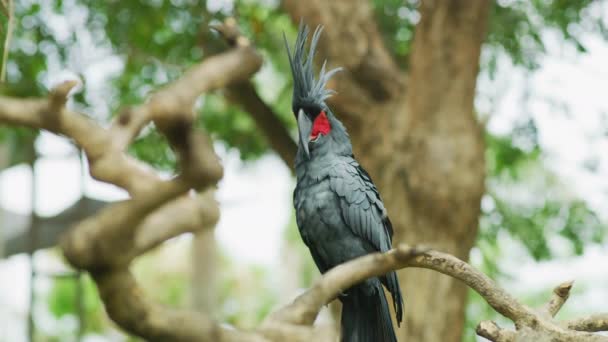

[542,280,574,318]
[0,88,197,194]
[266,245,425,325]
[476,321,515,342]
[92,268,266,342]
[134,190,220,256]
[564,314,608,333]
[0,20,263,340]
[109,45,262,150]
[269,244,608,342]
[268,244,532,326]
[211,18,297,171]
[224,82,297,171]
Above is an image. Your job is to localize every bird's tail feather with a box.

[340,285,397,342]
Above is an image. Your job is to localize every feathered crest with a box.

[284,22,342,110]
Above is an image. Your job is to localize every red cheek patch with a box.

[311,111,331,139]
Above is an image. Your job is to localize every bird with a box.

[284,22,404,342]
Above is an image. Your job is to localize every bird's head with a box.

[284,22,344,159]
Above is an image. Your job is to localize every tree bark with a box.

[282,1,489,340]
[191,190,219,315]
[388,2,489,341]
[192,229,218,312]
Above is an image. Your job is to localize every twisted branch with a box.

[268,244,608,342]
[212,17,297,171]
[0,18,265,341]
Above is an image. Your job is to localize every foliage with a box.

[2,0,605,163]
[485,0,603,76]
[484,124,605,261]
[217,252,278,328]
[461,121,606,341]
[371,0,417,68]
[43,239,281,337]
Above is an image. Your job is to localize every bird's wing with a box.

[328,158,393,253]
[330,158,404,322]
[293,183,331,274]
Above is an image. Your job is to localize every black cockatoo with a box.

[285,23,404,342]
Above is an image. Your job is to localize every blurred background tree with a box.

[0,0,607,341]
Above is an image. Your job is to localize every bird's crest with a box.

[284,22,342,111]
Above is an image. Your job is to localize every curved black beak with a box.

[297,108,312,158]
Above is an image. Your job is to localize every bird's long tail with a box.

[340,284,397,342]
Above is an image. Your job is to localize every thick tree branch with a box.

[134,190,219,255]
[266,245,426,325]
[269,245,532,326]
[258,321,337,342]
[211,18,297,171]
[92,268,266,342]
[0,21,263,340]
[0,88,200,194]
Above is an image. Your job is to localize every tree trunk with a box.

[282,1,489,340]
[386,2,488,340]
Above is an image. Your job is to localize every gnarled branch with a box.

[212,18,297,171]
[0,18,263,341]
[269,244,608,342]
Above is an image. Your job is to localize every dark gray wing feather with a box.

[329,158,403,322]
[294,188,330,274]
[329,159,393,253]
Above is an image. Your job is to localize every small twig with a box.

[210,17,250,47]
[1,0,14,82]
[49,80,80,112]
[476,321,515,342]
[542,280,574,318]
